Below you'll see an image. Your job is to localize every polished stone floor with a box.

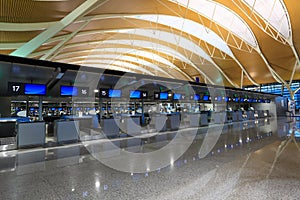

[0,117,299,200]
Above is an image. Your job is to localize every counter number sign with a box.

[78,87,89,97]
[8,82,24,95]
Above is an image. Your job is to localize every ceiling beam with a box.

[10,0,109,57]
[0,22,55,31]
[40,19,92,60]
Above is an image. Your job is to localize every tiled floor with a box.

[0,117,299,200]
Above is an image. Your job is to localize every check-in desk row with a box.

[50,116,99,144]
[101,113,184,138]
[181,110,271,126]
[214,110,270,124]
[0,117,31,151]
[101,114,142,138]
[150,112,209,131]
[0,117,84,150]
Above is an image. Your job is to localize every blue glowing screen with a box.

[130,90,141,99]
[173,93,182,100]
[159,92,168,100]
[203,95,209,101]
[24,84,46,95]
[60,86,78,96]
[109,89,121,98]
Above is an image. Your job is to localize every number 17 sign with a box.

[8,82,24,95]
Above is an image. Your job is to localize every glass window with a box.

[170,0,257,46]
[243,0,290,38]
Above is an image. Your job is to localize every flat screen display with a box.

[109,89,121,98]
[194,94,200,101]
[130,90,141,99]
[173,93,182,100]
[24,84,46,95]
[60,86,78,96]
[240,98,245,102]
[159,92,168,100]
[225,97,229,102]
[202,95,209,101]
[217,96,222,102]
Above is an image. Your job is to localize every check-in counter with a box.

[257,110,264,118]
[200,112,208,126]
[232,111,238,122]
[127,116,141,135]
[246,111,255,120]
[101,117,120,138]
[151,114,167,132]
[187,113,200,127]
[213,112,227,124]
[0,118,30,151]
[237,111,244,121]
[119,115,141,136]
[17,121,45,148]
[225,111,232,123]
[63,115,94,130]
[232,111,243,122]
[54,120,79,144]
[167,113,180,130]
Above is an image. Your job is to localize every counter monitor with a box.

[60,85,78,96]
[194,94,200,101]
[159,92,168,100]
[24,83,46,95]
[173,93,182,100]
[202,95,209,101]
[130,90,141,99]
[109,89,122,98]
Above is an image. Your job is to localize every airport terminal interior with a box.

[0,0,300,199]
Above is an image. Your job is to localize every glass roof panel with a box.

[129,15,233,57]
[104,39,197,66]
[88,47,179,68]
[169,0,257,46]
[243,0,290,38]
[104,28,214,63]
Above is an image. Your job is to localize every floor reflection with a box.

[0,117,298,200]
[0,118,283,173]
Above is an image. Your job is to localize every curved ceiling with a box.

[1,0,300,88]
